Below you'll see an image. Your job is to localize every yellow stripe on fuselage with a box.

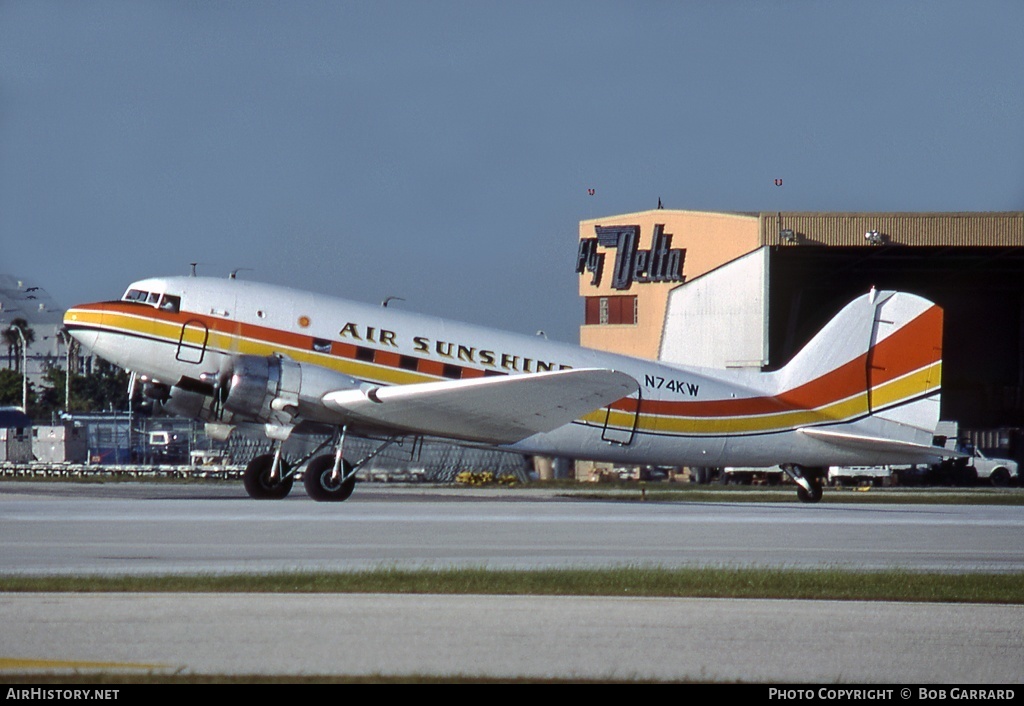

[583,362,941,436]
[85,307,941,438]
[94,308,434,387]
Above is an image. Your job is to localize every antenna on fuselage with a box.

[381,296,405,308]
[229,268,253,280]
[189,262,217,276]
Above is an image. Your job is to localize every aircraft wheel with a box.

[304,454,356,502]
[243,454,294,500]
[796,477,823,503]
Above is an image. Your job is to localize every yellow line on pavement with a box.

[0,657,167,671]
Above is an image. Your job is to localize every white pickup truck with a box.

[934,421,1019,486]
[957,445,1019,487]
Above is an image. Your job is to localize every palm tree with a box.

[2,318,35,372]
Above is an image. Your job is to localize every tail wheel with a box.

[797,476,824,503]
[243,454,294,500]
[304,454,357,502]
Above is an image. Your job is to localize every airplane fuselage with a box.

[65,276,944,471]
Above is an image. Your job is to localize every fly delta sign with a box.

[576,224,686,290]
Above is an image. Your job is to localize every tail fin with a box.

[775,289,944,448]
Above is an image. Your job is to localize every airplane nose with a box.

[63,306,100,351]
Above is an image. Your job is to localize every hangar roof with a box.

[763,212,1024,247]
[585,210,1023,248]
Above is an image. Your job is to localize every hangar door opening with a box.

[767,246,1024,430]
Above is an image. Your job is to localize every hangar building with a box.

[577,210,1024,450]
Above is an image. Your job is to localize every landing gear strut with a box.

[242,425,406,502]
[243,451,294,499]
[303,454,356,502]
[782,464,825,503]
[303,425,356,502]
[301,426,405,503]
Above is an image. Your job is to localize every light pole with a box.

[58,328,73,410]
[8,326,27,411]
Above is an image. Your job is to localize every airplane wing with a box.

[797,427,964,463]
[321,368,639,445]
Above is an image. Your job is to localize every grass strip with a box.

[3,566,1022,604]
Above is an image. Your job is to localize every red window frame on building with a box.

[585,295,637,325]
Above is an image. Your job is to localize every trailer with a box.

[827,465,896,486]
[690,465,785,485]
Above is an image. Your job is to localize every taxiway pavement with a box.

[1,482,1022,682]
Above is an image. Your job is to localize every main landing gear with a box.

[303,454,356,502]
[242,425,400,503]
[242,451,355,502]
[242,450,294,500]
[781,464,825,503]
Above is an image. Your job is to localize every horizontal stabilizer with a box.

[322,368,639,445]
[798,427,962,463]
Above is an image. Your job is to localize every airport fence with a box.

[5,413,532,483]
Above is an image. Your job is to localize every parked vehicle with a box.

[147,430,190,464]
[690,466,784,485]
[827,465,895,486]
[933,421,1019,486]
[956,445,1018,487]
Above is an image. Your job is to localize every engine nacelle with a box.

[156,355,362,427]
[219,354,361,425]
[222,355,296,423]
[162,385,213,420]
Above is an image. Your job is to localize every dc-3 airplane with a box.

[64,275,950,503]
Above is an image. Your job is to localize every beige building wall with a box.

[578,210,760,358]
[579,210,1024,360]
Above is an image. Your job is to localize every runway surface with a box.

[2,592,1022,683]
[1,482,1022,682]
[1,482,1023,574]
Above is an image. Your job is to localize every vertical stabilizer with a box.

[773,289,943,441]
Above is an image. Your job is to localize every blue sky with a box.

[2,1,1022,341]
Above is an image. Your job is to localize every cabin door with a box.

[175,319,209,364]
[601,389,641,445]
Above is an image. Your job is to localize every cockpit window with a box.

[123,288,150,302]
[159,295,181,313]
[122,287,177,312]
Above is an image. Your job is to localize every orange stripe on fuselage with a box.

[611,304,942,418]
[75,300,941,428]
[81,301,314,353]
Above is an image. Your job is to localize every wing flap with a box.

[321,368,639,444]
